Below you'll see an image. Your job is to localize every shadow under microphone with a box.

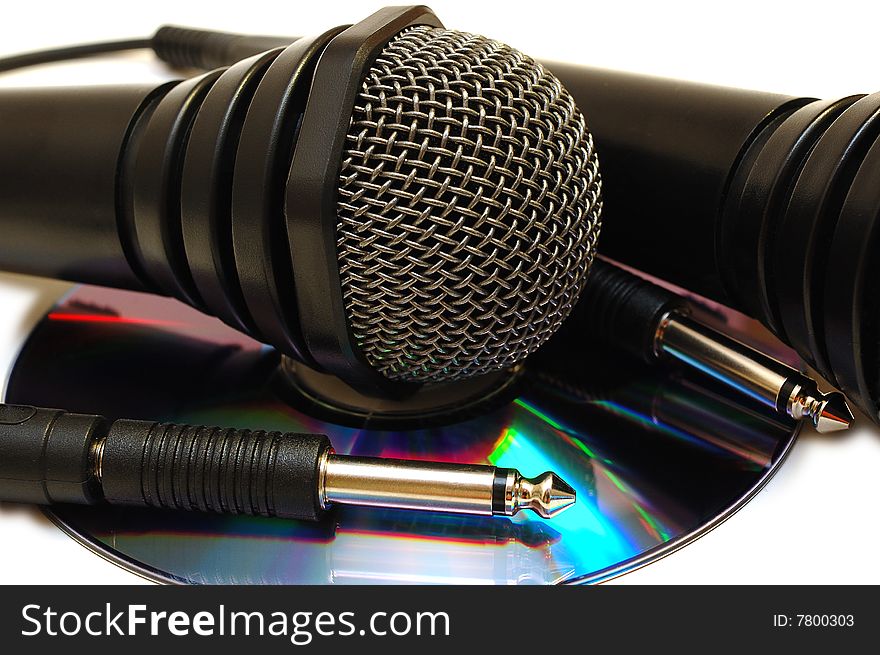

[0,6,602,404]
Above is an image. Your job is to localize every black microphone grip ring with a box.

[120,29,345,367]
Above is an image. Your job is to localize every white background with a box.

[0,0,879,584]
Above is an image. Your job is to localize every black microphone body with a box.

[138,22,879,422]
[0,85,159,290]
[0,7,602,398]
[549,65,880,422]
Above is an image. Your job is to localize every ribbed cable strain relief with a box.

[573,260,686,363]
[151,25,296,70]
[101,419,331,521]
[151,26,238,70]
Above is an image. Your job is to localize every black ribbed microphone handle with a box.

[0,32,340,370]
[1,35,298,292]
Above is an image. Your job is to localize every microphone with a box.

[0,6,602,398]
[543,65,880,422]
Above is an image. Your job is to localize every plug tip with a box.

[514,471,576,518]
[813,391,854,433]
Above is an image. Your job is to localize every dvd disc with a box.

[5,285,799,584]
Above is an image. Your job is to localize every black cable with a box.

[0,28,299,76]
[0,38,152,74]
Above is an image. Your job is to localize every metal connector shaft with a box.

[320,454,576,518]
[0,403,576,522]
[655,313,853,433]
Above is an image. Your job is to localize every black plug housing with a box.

[0,404,105,506]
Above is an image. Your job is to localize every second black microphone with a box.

[550,64,880,422]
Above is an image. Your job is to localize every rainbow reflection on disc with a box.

[5,286,799,584]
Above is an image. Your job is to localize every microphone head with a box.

[149,7,603,396]
[334,25,602,384]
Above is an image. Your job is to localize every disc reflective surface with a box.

[6,286,800,584]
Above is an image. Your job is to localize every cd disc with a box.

[5,285,800,584]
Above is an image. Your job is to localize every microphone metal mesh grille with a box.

[336,25,602,383]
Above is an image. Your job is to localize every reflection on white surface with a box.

[0,503,145,584]
[612,418,880,585]
[0,274,70,400]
